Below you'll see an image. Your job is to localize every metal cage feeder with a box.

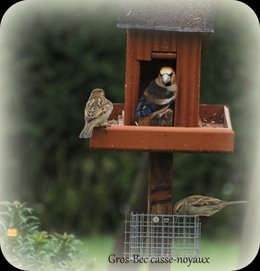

[124,213,201,260]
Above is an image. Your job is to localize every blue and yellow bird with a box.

[136,66,177,119]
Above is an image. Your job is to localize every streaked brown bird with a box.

[79,88,113,139]
[173,195,247,217]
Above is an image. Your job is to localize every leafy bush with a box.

[0,201,96,271]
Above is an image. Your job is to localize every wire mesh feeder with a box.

[124,213,201,260]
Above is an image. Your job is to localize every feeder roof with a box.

[117,0,216,33]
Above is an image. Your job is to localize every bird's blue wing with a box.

[136,97,145,117]
[136,100,144,111]
[136,103,165,117]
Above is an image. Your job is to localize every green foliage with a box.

[2,2,137,235]
[0,201,97,271]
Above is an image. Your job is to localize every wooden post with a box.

[148,152,173,271]
[148,153,173,215]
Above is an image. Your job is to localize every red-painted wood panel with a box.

[134,30,177,61]
[90,125,234,152]
[124,30,140,125]
[89,104,234,152]
[152,31,177,53]
[175,33,201,127]
[136,30,153,61]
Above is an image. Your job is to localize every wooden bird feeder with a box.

[89,0,234,153]
[86,1,234,268]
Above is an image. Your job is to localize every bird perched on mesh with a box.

[79,88,113,139]
[136,66,177,121]
[173,195,247,217]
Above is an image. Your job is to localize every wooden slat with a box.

[109,104,232,126]
[135,30,177,60]
[136,30,152,61]
[90,125,234,152]
[152,31,177,52]
[199,104,224,120]
[90,104,234,152]
[151,52,177,59]
[124,30,140,124]
[175,33,201,127]
[223,105,233,129]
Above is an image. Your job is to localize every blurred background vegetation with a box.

[0,0,259,250]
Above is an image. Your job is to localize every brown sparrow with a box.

[79,88,113,139]
[173,195,247,216]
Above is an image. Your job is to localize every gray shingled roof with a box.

[117,0,216,33]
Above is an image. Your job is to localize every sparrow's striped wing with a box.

[190,196,223,206]
[85,97,111,121]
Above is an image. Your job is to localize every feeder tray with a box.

[124,213,201,260]
[90,103,234,152]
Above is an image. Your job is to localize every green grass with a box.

[76,234,115,270]
[170,239,240,271]
[77,235,240,271]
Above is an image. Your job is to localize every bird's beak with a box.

[162,74,171,85]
